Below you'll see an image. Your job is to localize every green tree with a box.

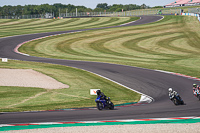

[115,8,123,12]
[96,3,109,10]
[93,8,104,12]
[141,4,147,9]
[0,3,147,17]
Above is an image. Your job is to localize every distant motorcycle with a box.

[195,90,200,101]
[95,96,114,110]
[170,93,184,105]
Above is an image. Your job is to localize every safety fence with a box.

[61,8,181,17]
[1,8,200,20]
[188,8,200,14]
[0,8,181,19]
[0,13,53,19]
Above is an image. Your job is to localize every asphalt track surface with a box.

[0,16,200,124]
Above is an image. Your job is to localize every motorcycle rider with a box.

[169,88,181,100]
[96,90,108,103]
[193,84,200,97]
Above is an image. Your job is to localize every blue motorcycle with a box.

[95,96,114,110]
[171,93,184,105]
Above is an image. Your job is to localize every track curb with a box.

[1,116,200,131]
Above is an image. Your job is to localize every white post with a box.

[76,8,77,17]
[59,8,60,18]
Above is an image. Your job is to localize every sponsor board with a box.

[2,58,8,62]
[90,89,100,95]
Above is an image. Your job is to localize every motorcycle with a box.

[95,96,114,110]
[195,90,200,101]
[170,93,184,105]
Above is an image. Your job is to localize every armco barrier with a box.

[181,12,200,22]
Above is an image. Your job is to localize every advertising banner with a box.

[2,58,8,62]
[90,89,100,95]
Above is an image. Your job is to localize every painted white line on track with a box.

[120,17,142,26]
[78,69,154,103]
[14,31,82,56]
[154,70,200,82]
[156,16,164,22]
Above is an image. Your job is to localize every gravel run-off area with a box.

[0,68,69,89]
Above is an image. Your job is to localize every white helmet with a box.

[168,88,173,92]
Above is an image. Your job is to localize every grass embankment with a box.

[0,17,141,112]
[0,17,139,38]
[20,15,200,79]
[123,6,200,16]
[0,60,140,112]
[156,5,200,13]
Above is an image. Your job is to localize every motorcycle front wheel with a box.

[173,98,178,105]
[109,102,114,110]
[97,102,103,110]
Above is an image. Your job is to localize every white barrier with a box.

[181,13,200,22]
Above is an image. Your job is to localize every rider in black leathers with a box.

[96,90,108,103]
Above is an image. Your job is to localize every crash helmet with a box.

[168,88,173,92]
[96,90,101,95]
[193,84,197,88]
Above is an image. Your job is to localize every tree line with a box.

[0,3,162,16]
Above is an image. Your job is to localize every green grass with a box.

[126,5,200,13]
[155,5,200,13]
[0,17,139,38]
[0,60,140,112]
[19,15,200,79]
[1,15,200,112]
[0,16,141,112]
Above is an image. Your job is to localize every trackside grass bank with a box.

[19,15,200,79]
[0,17,140,112]
[0,17,139,38]
[0,60,140,112]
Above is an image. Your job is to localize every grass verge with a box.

[0,17,139,38]
[0,60,140,112]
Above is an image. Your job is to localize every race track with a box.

[0,15,200,124]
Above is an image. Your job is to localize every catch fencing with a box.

[62,8,181,17]
[0,13,53,19]
[188,8,200,14]
[0,8,182,19]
